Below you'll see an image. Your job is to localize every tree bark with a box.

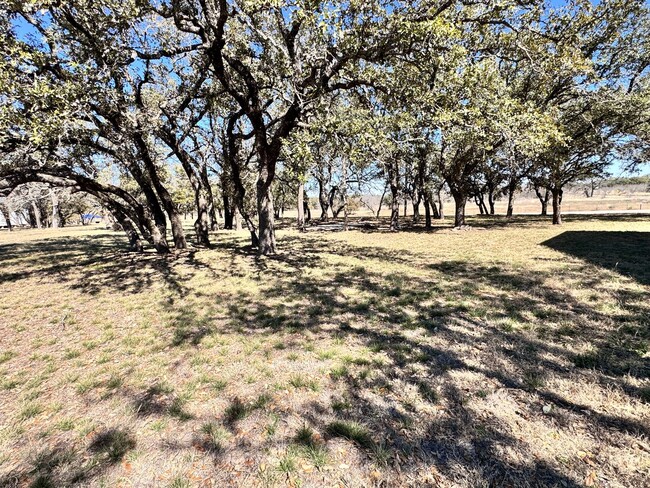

[388,163,399,231]
[452,190,466,227]
[50,190,59,228]
[412,192,421,222]
[223,190,234,230]
[506,178,517,218]
[376,183,388,219]
[423,192,432,229]
[534,186,550,216]
[0,205,12,231]
[487,186,496,215]
[437,189,444,220]
[135,135,187,249]
[122,160,170,252]
[257,167,276,254]
[552,187,563,225]
[341,157,349,231]
[106,202,143,252]
[297,180,305,231]
[317,177,329,221]
[28,203,39,228]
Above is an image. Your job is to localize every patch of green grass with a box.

[224,398,248,422]
[0,350,16,365]
[18,402,43,421]
[105,374,123,390]
[289,374,320,391]
[522,371,546,390]
[201,422,229,451]
[573,351,600,369]
[76,378,100,395]
[224,393,270,423]
[168,396,193,421]
[329,365,349,381]
[295,424,316,446]
[331,398,351,412]
[277,451,296,474]
[371,441,392,467]
[417,381,438,403]
[168,477,191,488]
[89,429,136,462]
[149,420,167,432]
[1,378,21,390]
[56,419,76,431]
[292,428,330,469]
[64,349,81,360]
[317,349,336,360]
[325,420,374,449]
[211,379,228,392]
[266,413,279,437]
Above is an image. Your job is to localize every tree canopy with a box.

[1,0,649,251]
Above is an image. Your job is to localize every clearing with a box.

[0,215,648,487]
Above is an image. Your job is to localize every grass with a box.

[0,216,649,487]
[325,421,374,449]
[200,422,229,451]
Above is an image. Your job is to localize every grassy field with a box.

[0,215,648,487]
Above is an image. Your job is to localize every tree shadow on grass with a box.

[542,231,650,286]
[1,226,648,486]
[0,428,135,488]
[214,234,649,485]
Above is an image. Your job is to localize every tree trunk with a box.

[534,186,550,216]
[341,157,349,231]
[223,192,234,230]
[108,204,144,252]
[452,190,466,227]
[376,183,388,219]
[424,193,432,229]
[475,194,488,215]
[390,187,399,231]
[136,135,187,249]
[297,181,305,231]
[506,179,516,218]
[317,178,329,221]
[389,163,399,231]
[257,175,276,254]
[194,187,212,246]
[50,190,59,228]
[437,189,444,220]
[0,206,12,231]
[120,158,170,252]
[412,193,421,222]
[487,186,496,215]
[552,188,563,225]
[233,206,242,231]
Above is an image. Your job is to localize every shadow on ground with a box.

[542,231,650,285]
[0,221,648,487]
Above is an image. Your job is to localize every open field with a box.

[348,185,650,219]
[0,216,649,487]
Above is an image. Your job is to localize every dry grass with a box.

[0,215,648,487]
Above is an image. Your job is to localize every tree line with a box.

[1,0,648,254]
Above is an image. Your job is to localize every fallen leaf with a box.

[584,470,598,486]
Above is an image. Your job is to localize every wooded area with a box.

[1,2,650,487]
[1,0,649,254]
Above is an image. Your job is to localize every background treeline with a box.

[1,0,649,254]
